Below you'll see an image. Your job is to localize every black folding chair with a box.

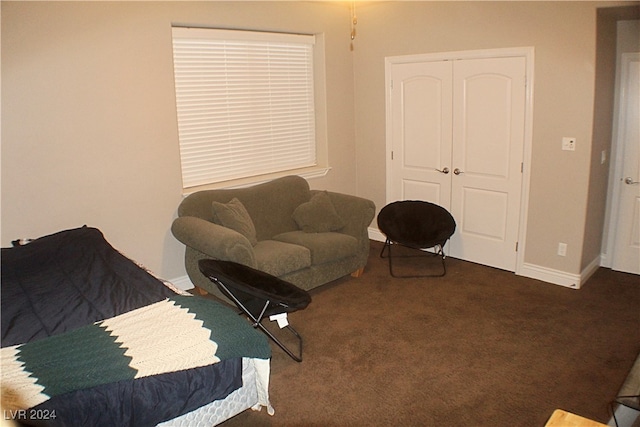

[198,259,312,362]
[377,200,456,278]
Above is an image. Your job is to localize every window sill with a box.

[182,166,332,195]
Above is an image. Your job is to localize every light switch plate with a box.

[562,137,576,151]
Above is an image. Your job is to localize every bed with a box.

[1,226,273,426]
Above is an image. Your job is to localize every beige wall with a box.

[351,1,638,277]
[1,1,355,280]
[586,8,619,273]
[2,1,638,284]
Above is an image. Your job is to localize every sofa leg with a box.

[351,267,365,278]
[194,286,208,296]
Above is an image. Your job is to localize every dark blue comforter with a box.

[1,226,249,427]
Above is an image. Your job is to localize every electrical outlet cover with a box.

[558,242,567,256]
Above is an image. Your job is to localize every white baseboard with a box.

[368,227,386,243]
[518,254,602,290]
[176,227,601,291]
[169,275,194,291]
[518,263,582,289]
[369,227,602,289]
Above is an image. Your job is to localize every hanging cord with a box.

[350,1,357,51]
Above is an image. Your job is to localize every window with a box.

[171,27,321,190]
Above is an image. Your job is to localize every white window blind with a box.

[171,27,317,189]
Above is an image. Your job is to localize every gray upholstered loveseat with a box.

[172,175,376,302]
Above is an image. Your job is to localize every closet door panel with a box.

[390,61,453,207]
[462,74,513,178]
[449,56,526,270]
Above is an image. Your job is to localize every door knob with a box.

[454,168,464,175]
[435,167,450,174]
[624,177,639,185]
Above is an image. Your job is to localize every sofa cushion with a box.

[211,198,258,246]
[273,231,358,265]
[253,240,311,277]
[292,191,345,233]
[228,176,311,241]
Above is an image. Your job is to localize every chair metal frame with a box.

[210,276,305,362]
[380,239,449,278]
[199,259,310,362]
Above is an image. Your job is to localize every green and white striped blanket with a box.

[1,295,270,410]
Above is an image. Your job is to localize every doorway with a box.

[601,13,640,277]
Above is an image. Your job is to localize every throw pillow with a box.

[292,191,345,233]
[211,198,258,246]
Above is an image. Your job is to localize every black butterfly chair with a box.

[377,200,456,278]
[198,259,312,362]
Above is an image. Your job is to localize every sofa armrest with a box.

[171,216,256,267]
[312,190,376,239]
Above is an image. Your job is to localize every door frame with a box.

[384,46,535,275]
[603,52,640,271]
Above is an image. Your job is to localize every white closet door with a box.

[449,56,526,271]
[389,60,453,206]
[389,54,527,272]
